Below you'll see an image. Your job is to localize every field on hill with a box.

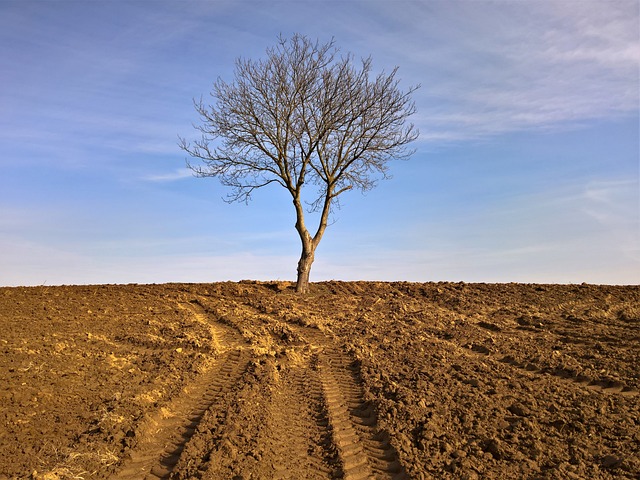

[0,281,638,479]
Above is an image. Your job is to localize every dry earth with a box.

[0,281,638,479]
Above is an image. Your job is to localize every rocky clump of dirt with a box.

[0,281,637,479]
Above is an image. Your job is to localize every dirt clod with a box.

[0,281,638,479]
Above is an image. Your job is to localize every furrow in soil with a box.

[441,334,640,398]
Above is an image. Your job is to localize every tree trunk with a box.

[293,192,330,294]
[295,246,315,294]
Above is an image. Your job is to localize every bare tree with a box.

[180,34,419,293]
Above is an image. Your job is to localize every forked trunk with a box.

[293,192,329,294]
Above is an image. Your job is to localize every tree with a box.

[180,34,419,293]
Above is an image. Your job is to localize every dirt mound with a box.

[0,281,637,479]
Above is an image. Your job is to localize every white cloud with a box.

[1,1,637,287]
[361,0,639,142]
[142,168,193,182]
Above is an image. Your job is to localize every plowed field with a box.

[0,281,638,479]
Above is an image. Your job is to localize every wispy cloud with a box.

[581,179,640,262]
[313,172,640,285]
[142,168,193,182]
[354,0,639,142]
[0,1,637,286]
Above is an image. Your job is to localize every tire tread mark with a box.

[279,322,406,480]
[207,298,408,479]
[265,364,338,479]
[115,302,249,479]
[318,350,406,480]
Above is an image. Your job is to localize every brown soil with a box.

[0,281,638,479]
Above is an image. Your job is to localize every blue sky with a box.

[1,0,638,286]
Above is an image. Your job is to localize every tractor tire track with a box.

[230,296,408,479]
[173,352,337,480]
[282,323,407,480]
[120,294,406,479]
[115,301,249,479]
[260,359,338,479]
[317,349,406,480]
[182,299,245,353]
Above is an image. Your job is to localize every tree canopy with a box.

[180,34,419,293]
